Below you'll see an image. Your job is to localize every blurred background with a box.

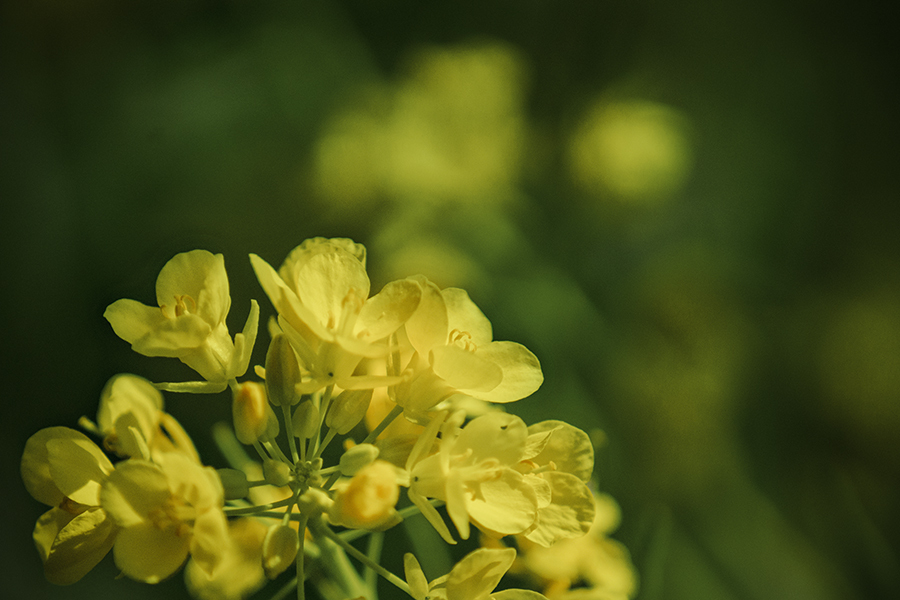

[2,1,898,599]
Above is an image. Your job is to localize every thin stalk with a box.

[283,404,300,464]
[296,514,309,600]
[224,496,296,516]
[365,531,384,599]
[312,519,411,597]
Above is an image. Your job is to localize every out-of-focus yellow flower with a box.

[329,459,401,530]
[94,373,200,461]
[569,99,692,202]
[250,237,420,393]
[100,452,229,583]
[397,277,542,414]
[405,547,548,600]
[21,427,118,585]
[512,494,638,600]
[184,517,267,600]
[314,42,527,208]
[104,250,259,391]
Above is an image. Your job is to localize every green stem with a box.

[312,519,412,597]
[224,496,296,516]
[365,531,384,599]
[362,404,403,445]
[308,516,368,599]
[283,404,300,464]
[296,514,309,600]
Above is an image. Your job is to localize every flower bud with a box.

[325,389,373,435]
[265,334,302,407]
[262,524,299,579]
[232,382,270,444]
[339,443,380,476]
[217,468,250,500]
[328,460,400,530]
[263,459,292,487]
[297,487,333,514]
[291,400,320,440]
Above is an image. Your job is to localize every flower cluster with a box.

[21,237,635,600]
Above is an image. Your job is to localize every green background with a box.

[2,1,898,599]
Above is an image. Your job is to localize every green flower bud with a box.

[265,334,302,406]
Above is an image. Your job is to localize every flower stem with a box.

[311,518,412,597]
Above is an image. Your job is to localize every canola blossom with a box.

[21,237,636,600]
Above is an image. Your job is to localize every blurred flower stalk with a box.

[21,237,636,600]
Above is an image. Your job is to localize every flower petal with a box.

[492,590,549,600]
[463,341,542,403]
[466,470,537,536]
[35,507,117,585]
[453,413,527,466]
[431,345,502,392]
[190,509,231,576]
[47,435,114,506]
[442,288,493,347]
[105,299,212,356]
[291,249,370,330]
[403,553,430,600]
[405,277,448,356]
[22,427,94,507]
[524,472,595,547]
[97,374,163,446]
[156,250,230,328]
[101,460,169,527]
[446,547,515,600]
[356,278,422,341]
[526,421,594,482]
[113,522,190,583]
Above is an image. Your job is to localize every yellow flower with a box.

[21,427,118,584]
[329,460,401,530]
[405,547,548,600]
[104,250,259,391]
[513,494,638,600]
[406,411,540,543]
[100,452,229,583]
[516,421,596,547]
[95,373,200,461]
[397,277,543,413]
[250,238,420,393]
[184,518,268,600]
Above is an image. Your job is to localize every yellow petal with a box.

[523,472,595,547]
[453,412,527,466]
[442,288,493,347]
[526,421,594,483]
[431,345,502,392]
[155,250,230,328]
[36,507,117,585]
[464,341,542,403]
[446,547,515,600]
[22,427,92,507]
[466,470,537,536]
[97,374,163,448]
[356,278,422,341]
[405,277,449,356]
[114,522,190,583]
[403,553,430,600]
[47,435,114,506]
[191,509,231,576]
[100,460,169,527]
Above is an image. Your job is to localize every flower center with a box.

[161,294,197,319]
[448,329,476,352]
[148,494,196,537]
